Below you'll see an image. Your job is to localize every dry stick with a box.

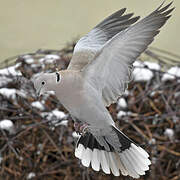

[143,124,153,139]
[149,99,162,115]
[0,129,19,158]
[3,166,21,177]
[165,160,172,176]
[128,122,149,141]
[42,129,62,155]
[157,145,180,156]
[171,174,180,180]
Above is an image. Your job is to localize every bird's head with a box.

[32,72,61,96]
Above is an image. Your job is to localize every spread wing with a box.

[67,8,140,70]
[82,2,174,106]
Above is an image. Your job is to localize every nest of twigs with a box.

[0,43,180,180]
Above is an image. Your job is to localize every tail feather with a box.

[81,148,91,167]
[75,126,151,178]
[91,149,100,171]
[75,144,85,159]
[100,150,110,174]
[126,149,145,175]
[119,151,140,178]
[109,152,120,176]
[114,152,128,176]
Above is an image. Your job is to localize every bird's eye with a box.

[41,81,45,85]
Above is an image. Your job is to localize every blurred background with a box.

[0,0,179,61]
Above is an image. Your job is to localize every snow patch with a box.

[0,88,26,99]
[133,61,144,67]
[0,88,16,99]
[132,61,161,82]
[27,172,36,179]
[45,54,60,60]
[58,120,68,126]
[25,58,34,64]
[162,66,180,81]
[22,55,34,64]
[31,101,44,111]
[52,109,67,119]
[15,62,22,68]
[0,119,15,134]
[152,157,157,164]
[117,111,132,119]
[149,138,156,145]
[41,110,68,127]
[164,128,174,140]
[0,65,22,76]
[133,67,153,82]
[41,112,53,120]
[117,98,127,109]
[36,143,43,155]
[23,55,32,59]
[39,54,60,64]
[117,111,127,119]
[150,90,163,97]
[144,61,160,70]
[0,76,12,87]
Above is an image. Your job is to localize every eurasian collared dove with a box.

[33,1,174,178]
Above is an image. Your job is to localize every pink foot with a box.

[74,122,88,135]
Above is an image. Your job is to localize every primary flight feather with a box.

[33,1,174,178]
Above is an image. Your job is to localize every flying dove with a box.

[33,1,174,178]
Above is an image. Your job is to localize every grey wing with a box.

[82,2,174,106]
[67,8,140,70]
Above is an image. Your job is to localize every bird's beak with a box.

[37,86,42,97]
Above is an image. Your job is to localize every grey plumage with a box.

[68,8,140,70]
[32,1,174,178]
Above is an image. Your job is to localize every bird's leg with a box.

[74,122,89,135]
[71,116,89,135]
[80,123,89,134]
